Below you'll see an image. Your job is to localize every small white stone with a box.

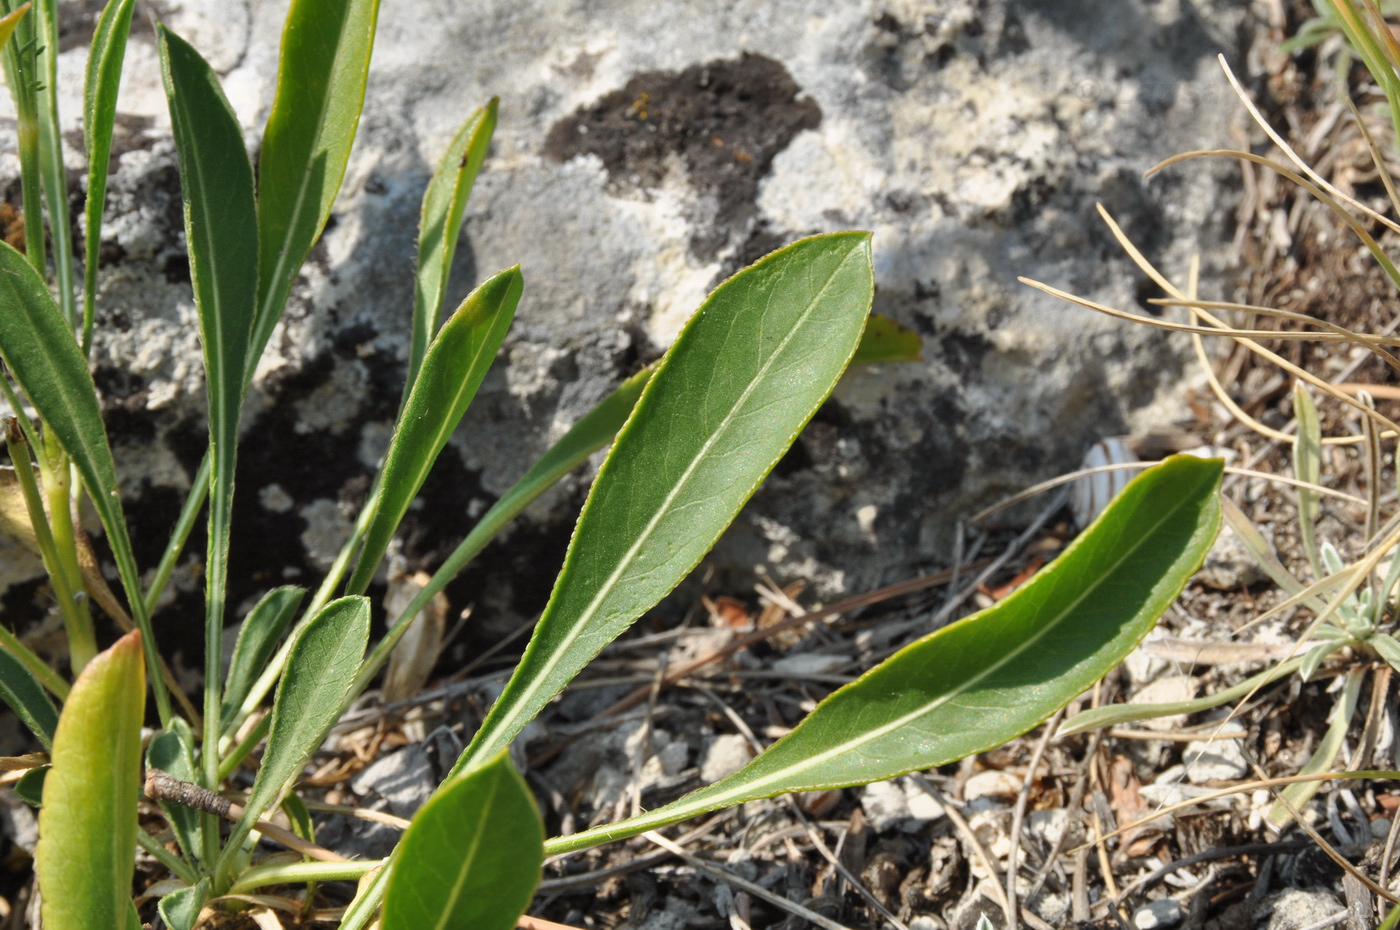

[901,777,946,822]
[964,770,1022,802]
[1373,817,1393,840]
[1133,898,1183,929]
[860,780,912,831]
[1182,738,1248,783]
[771,653,845,675]
[700,734,750,783]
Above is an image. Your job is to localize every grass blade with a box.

[383,750,542,930]
[455,232,874,776]
[545,455,1223,853]
[158,23,260,785]
[220,596,368,873]
[346,267,522,594]
[251,0,380,384]
[34,630,145,929]
[0,644,58,750]
[81,0,137,352]
[407,99,497,398]
[221,586,304,728]
[0,243,168,721]
[1293,381,1323,576]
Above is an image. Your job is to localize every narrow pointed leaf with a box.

[355,365,655,691]
[159,23,260,767]
[383,750,542,930]
[35,630,145,930]
[0,244,162,714]
[81,0,137,350]
[346,268,522,594]
[546,455,1223,853]
[456,232,875,776]
[0,644,58,750]
[156,879,208,930]
[1371,631,1400,673]
[0,5,29,48]
[851,314,922,364]
[252,0,380,380]
[1293,381,1322,574]
[146,720,203,866]
[226,596,368,857]
[408,98,497,395]
[222,586,305,727]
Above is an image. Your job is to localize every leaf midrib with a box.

[478,245,863,758]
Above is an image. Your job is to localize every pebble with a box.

[860,780,912,831]
[700,733,751,783]
[1133,898,1183,929]
[963,770,1021,802]
[1127,675,1198,731]
[1182,738,1248,783]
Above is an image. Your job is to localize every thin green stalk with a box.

[144,451,210,615]
[6,425,93,670]
[3,18,45,278]
[0,622,66,699]
[137,830,198,885]
[217,713,269,782]
[227,859,380,897]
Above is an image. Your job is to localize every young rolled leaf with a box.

[407,98,498,396]
[252,0,380,381]
[383,750,542,930]
[0,243,166,719]
[222,586,305,727]
[545,455,1223,853]
[0,644,58,750]
[35,630,145,930]
[158,22,260,776]
[221,596,369,867]
[455,231,875,776]
[81,0,137,351]
[346,267,522,594]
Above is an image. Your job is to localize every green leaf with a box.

[158,22,260,781]
[455,232,875,776]
[383,751,542,930]
[851,314,922,365]
[156,879,208,930]
[252,0,380,382]
[222,586,305,727]
[0,243,167,721]
[354,365,655,691]
[146,720,203,867]
[0,5,29,49]
[1293,381,1322,576]
[14,764,45,807]
[1371,631,1400,674]
[546,455,1223,853]
[35,630,145,930]
[346,268,522,594]
[407,98,498,396]
[80,0,136,351]
[1268,668,1363,827]
[0,642,58,750]
[221,596,369,869]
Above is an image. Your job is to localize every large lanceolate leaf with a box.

[455,232,875,775]
[252,0,380,380]
[158,23,259,769]
[346,268,522,594]
[383,751,542,930]
[35,630,145,930]
[407,99,498,396]
[221,597,368,866]
[81,0,136,350]
[546,455,1224,853]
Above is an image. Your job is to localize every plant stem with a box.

[226,859,380,897]
[143,451,210,615]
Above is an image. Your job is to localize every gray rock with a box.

[1183,737,1248,783]
[1264,889,1344,930]
[700,733,752,783]
[0,1,1258,629]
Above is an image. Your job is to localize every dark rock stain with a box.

[544,52,821,262]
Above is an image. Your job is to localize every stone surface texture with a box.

[0,0,1254,638]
